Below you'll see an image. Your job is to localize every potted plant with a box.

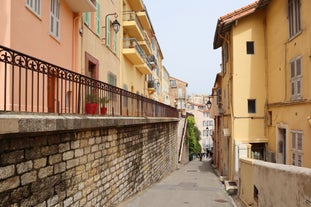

[85,93,98,114]
[99,97,109,115]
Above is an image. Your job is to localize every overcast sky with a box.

[143,0,255,95]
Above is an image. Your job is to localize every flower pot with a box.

[85,103,98,114]
[100,107,107,115]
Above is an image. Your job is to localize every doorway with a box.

[277,128,286,164]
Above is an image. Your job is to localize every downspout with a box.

[72,13,81,73]
[263,16,269,141]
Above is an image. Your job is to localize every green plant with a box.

[186,116,202,161]
[85,93,98,103]
[99,97,109,107]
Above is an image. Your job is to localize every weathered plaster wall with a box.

[239,158,311,207]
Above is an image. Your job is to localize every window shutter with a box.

[106,17,111,46]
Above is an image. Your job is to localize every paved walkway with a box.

[117,158,236,207]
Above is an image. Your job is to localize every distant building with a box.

[169,76,188,116]
[187,95,214,153]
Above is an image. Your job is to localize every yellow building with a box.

[265,0,311,167]
[81,0,121,86]
[121,0,163,99]
[213,0,311,181]
[213,1,269,180]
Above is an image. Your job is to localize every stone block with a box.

[38,166,53,179]
[59,143,70,153]
[53,162,65,174]
[21,171,37,185]
[11,186,30,203]
[64,197,73,207]
[17,161,33,174]
[88,138,95,145]
[0,176,20,192]
[34,158,47,169]
[41,145,58,156]
[66,158,79,169]
[71,140,80,149]
[63,150,74,161]
[0,150,24,165]
[74,149,84,158]
[0,165,15,179]
[47,195,59,207]
[49,154,62,165]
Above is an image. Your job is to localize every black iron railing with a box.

[0,45,178,117]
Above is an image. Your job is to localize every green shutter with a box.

[96,2,100,35]
[113,31,117,53]
[84,12,90,26]
[106,17,110,46]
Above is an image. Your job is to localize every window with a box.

[50,0,60,40]
[222,42,228,75]
[290,56,302,100]
[288,0,301,38]
[203,130,208,137]
[246,41,254,54]
[177,88,183,98]
[96,1,100,35]
[106,17,111,47]
[292,131,303,166]
[84,13,90,26]
[248,99,256,113]
[108,72,117,86]
[170,80,177,88]
[203,121,208,126]
[26,0,41,17]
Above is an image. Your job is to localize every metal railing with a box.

[123,38,152,71]
[123,11,144,36]
[0,45,178,117]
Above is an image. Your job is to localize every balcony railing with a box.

[0,45,178,117]
[123,11,144,41]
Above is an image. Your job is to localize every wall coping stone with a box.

[0,113,179,135]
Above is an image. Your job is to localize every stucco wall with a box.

[239,158,311,207]
[0,115,179,207]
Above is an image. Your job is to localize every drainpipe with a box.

[72,13,81,73]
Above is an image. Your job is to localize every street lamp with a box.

[206,97,212,109]
[103,13,120,43]
[206,94,219,109]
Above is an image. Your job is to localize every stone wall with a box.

[0,115,179,207]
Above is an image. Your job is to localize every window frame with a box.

[50,0,60,40]
[246,41,255,55]
[248,99,256,114]
[26,0,41,18]
[291,130,303,167]
[288,0,301,39]
[290,56,302,100]
[95,1,100,36]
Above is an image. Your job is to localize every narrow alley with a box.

[117,158,236,207]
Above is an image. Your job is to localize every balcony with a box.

[147,80,156,94]
[123,38,145,65]
[138,32,152,55]
[123,38,152,75]
[64,0,96,12]
[123,11,144,41]
[127,0,144,11]
[136,11,152,31]
[136,60,152,75]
